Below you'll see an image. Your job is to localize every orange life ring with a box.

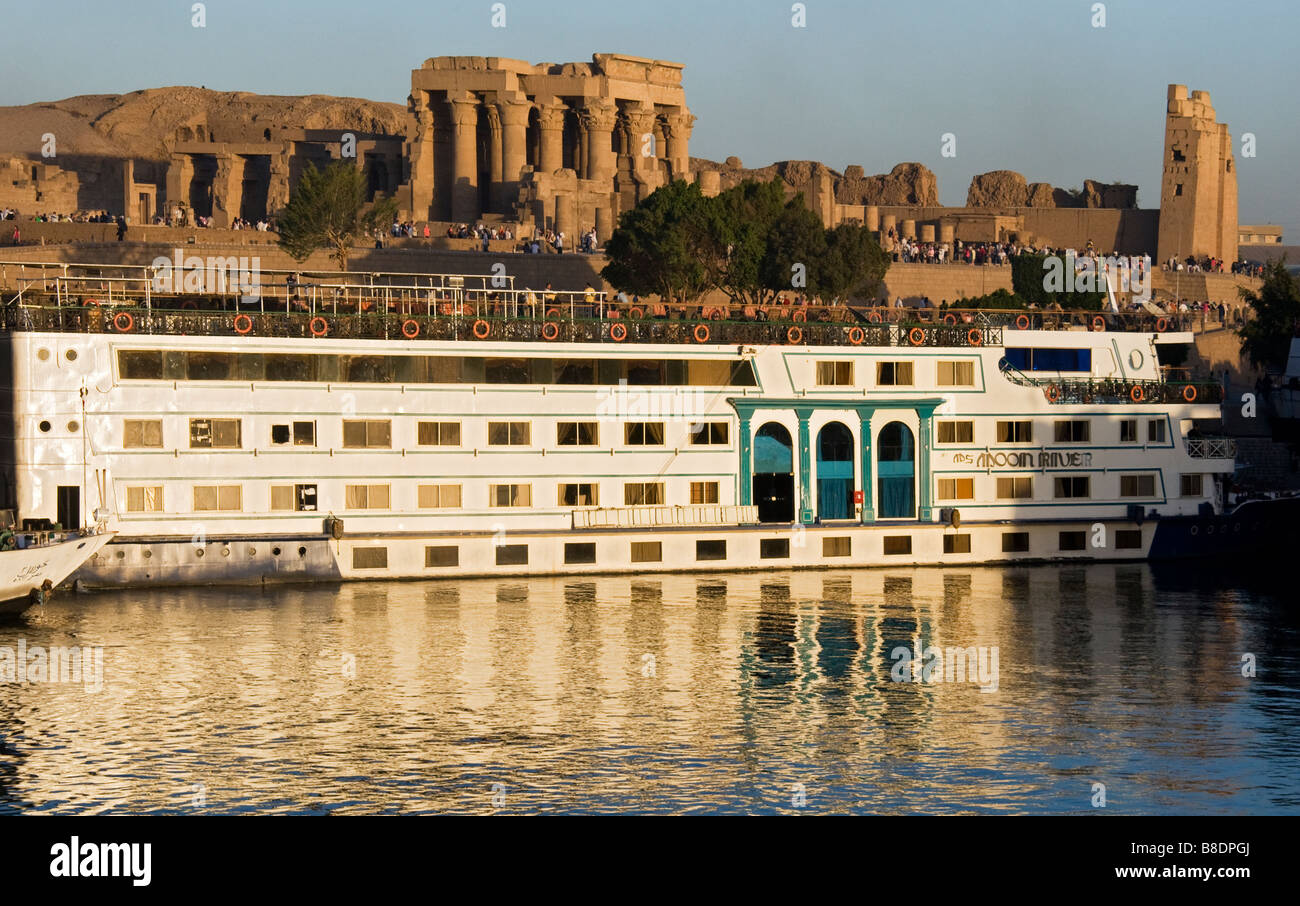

[693,323,710,344]
[868,311,883,324]
[1044,384,1060,402]
[786,325,803,345]
[1183,384,1197,402]
[541,320,560,341]
[309,316,328,337]
[908,326,925,346]
[628,307,644,320]
[968,328,983,347]
[1015,314,1030,330]
[1156,317,1169,332]
[943,313,957,326]
[180,300,197,310]
[233,313,253,335]
[545,307,561,320]
[792,309,807,323]
[1130,384,1145,402]
[113,311,134,333]
[847,326,865,345]
[472,319,491,339]
[83,298,100,307]
[401,319,420,339]
[610,322,628,342]
[1092,315,1106,332]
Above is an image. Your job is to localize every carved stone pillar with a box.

[537,102,566,174]
[497,98,531,213]
[663,110,696,179]
[485,104,504,212]
[581,101,618,182]
[624,105,660,201]
[406,93,436,221]
[448,94,480,223]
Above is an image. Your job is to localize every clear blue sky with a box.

[2,0,1295,237]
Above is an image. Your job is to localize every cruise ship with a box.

[0,260,1280,589]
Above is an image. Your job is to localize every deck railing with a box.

[573,505,759,529]
[1186,436,1237,459]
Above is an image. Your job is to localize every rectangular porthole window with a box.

[124,419,164,448]
[496,544,528,566]
[695,539,727,561]
[624,422,665,445]
[687,422,729,444]
[1053,476,1090,499]
[558,483,598,507]
[1115,530,1143,550]
[425,546,459,567]
[352,547,388,569]
[996,421,1033,443]
[556,422,599,446]
[1053,420,1091,443]
[417,421,461,446]
[1120,474,1157,497]
[996,476,1033,499]
[345,484,391,510]
[937,478,974,501]
[564,542,597,565]
[883,536,912,555]
[1059,531,1087,551]
[1180,474,1204,497]
[487,421,531,446]
[943,534,971,554]
[417,484,462,509]
[936,421,973,444]
[125,486,163,513]
[689,481,720,505]
[630,541,662,563]
[816,361,854,386]
[624,482,665,506]
[876,361,914,386]
[1002,532,1030,553]
[1120,419,1138,443]
[193,485,241,512]
[937,361,975,387]
[342,420,391,449]
[489,484,532,507]
[760,538,790,559]
[1148,420,1167,443]
[189,418,241,449]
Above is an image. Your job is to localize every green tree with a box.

[601,179,719,303]
[818,221,889,303]
[761,199,827,299]
[276,160,398,272]
[710,179,788,306]
[1011,252,1106,310]
[1237,258,1300,370]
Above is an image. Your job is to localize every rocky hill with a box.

[966,170,1137,209]
[690,157,940,206]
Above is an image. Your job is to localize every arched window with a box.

[877,421,915,518]
[816,422,854,520]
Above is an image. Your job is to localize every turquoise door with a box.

[816,422,854,520]
[877,421,915,518]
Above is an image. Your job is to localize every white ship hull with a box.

[0,532,114,614]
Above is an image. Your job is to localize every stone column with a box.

[485,104,504,213]
[581,101,618,182]
[406,92,436,221]
[448,93,480,223]
[624,105,659,200]
[796,408,814,525]
[498,98,531,212]
[858,410,874,523]
[663,110,696,179]
[865,205,880,231]
[537,101,566,174]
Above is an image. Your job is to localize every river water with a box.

[1,561,1296,814]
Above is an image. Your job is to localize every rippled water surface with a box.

[1,562,1297,814]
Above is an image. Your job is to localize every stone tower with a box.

[1156,84,1238,266]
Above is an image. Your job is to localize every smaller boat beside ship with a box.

[0,513,114,616]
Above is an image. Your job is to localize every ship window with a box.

[1180,474,1204,497]
[996,420,1033,443]
[418,484,462,508]
[271,484,317,511]
[352,547,388,569]
[125,486,163,513]
[823,536,852,557]
[345,484,390,509]
[624,482,664,506]
[1001,532,1030,552]
[343,420,391,449]
[187,352,235,381]
[624,422,664,445]
[936,421,974,444]
[418,421,461,446]
[996,476,1033,499]
[695,539,727,561]
[1003,348,1091,372]
[124,419,164,448]
[271,424,290,445]
[118,350,163,379]
[760,538,789,559]
[557,422,598,446]
[1116,530,1143,549]
[1053,476,1090,499]
[816,361,854,386]
[937,478,974,501]
[1120,474,1156,497]
[1053,420,1091,443]
[554,359,597,384]
[496,544,529,566]
[194,485,242,511]
[487,421,531,446]
[189,418,241,449]
[625,360,665,385]
[343,355,395,383]
[943,534,972,554]
[564,542,597,565]
[490,484,532,507]
[1059,531,1087,551]
[688,421,729,444]
[265,354,317,382]
[485,357,532,384]
[425,545,459,567]
[937,360,975,387]
[293,421,315,445]
[1120,419,1138,442]
[558,483,598,506]
[690,481,720,504]
[883,535,912,555]
[1147,420,1167,442]
[876,361,914,386]
[630,541,662,563]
